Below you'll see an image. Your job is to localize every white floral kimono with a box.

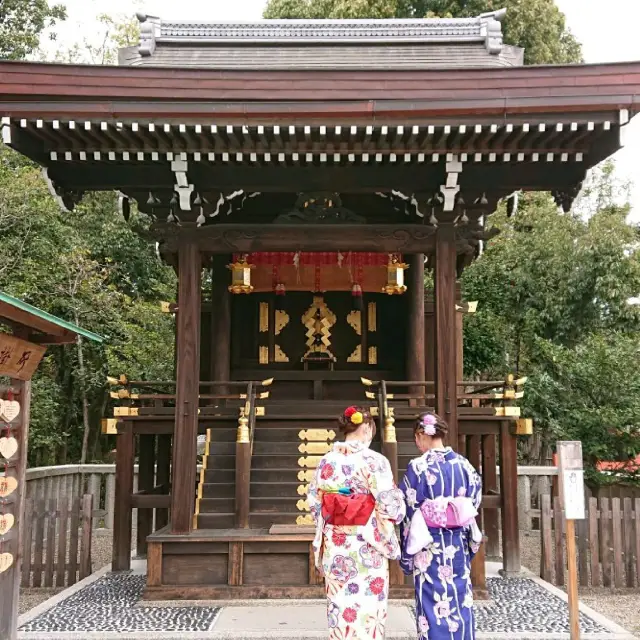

[308,440,406,640]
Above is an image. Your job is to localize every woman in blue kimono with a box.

[399,412,482,640]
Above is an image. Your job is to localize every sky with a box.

[49,0,640,219]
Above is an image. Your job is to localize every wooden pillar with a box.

[406,254,425,391]
[424,293,435,397]
[499,421,521,574]
[482,434,501,558]
[210,255,231,389]
[136,434,155,557]
[112,422,134,570]
[0,379,30,640]
[155,434,171,530]
[434,223,458,447]
[170,242,202,534]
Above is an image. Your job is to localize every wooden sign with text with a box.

[0,334,46,381]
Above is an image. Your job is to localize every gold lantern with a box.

[227,255,254,294]
[382,253,408,295]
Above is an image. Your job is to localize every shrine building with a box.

[1,8,639,599]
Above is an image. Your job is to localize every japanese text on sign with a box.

[0,333,46,380]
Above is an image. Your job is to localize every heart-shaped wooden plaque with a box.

[1,400,20,423]
[0,475,18,498]
[0,552,14,573]
[0,437,18,460]
[0,513,14,536]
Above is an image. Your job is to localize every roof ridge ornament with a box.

[479,8,506,55]
[137,13,161,57]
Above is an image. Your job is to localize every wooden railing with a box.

[25,463,558,533]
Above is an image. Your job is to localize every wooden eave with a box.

[0,59,639,119]
[0,291,103,345]
[0,59,638,210]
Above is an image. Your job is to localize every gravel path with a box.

[19,528,640,637]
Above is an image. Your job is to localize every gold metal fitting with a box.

[383,408,397,443]
[515,418,533,435]
[236,414,250,443]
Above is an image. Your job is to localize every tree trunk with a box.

[76,313,91,464]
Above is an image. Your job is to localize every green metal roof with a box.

[0,291,103,343]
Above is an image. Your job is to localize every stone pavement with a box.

[16,561,637,640]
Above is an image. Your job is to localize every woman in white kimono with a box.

[308,406,406,640]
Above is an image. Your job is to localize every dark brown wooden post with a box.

[434,222,458,447]
[499,421,521,574]
[235,408,251,528]
[136,434,155,556]
[171,241,202,534]
[112,422,134,570]
[407,254,425,397]
[155,434,171,530]
[0,380,30,640]
[424,291,435,396]
[210,255,231,391]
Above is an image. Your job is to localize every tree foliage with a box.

[0,0,66,60]
[461,167,640,480]
[0,146,176,465]
[263,0,582,64]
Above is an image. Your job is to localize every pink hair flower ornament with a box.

[421,414,437,436]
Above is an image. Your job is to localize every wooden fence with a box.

[540,495,640,588]
[21,495,93,588]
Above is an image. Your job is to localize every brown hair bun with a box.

[338,405,376,438]
[414,412,449,439]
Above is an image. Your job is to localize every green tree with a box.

[0,0,66,60]
[263,0,582,64]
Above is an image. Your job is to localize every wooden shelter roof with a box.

[0,58,639,217]
[119,10,523,70]
[0,291,103,344]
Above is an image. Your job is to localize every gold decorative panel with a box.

[347,310,362,335]
[259,302,269,332]
[297,484,309,496]
[259,346,269,365]
[302,296,337,359]
[275,309,289,335]
[298,469,315,483]
[296,499,310,512]
[347,344,362,363]
[274,345,289,363]
[368,346,378,365]
[298,455,322,468]
[368,302,377,332]
[298,429,336,441]
[296,514,314,526]
[299,441,331,455]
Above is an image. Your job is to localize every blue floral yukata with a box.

[399,447,482,640]
[308,440,406,640]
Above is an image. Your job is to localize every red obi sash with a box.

[322,493,375,526]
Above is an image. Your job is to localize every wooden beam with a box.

[434,223,458,447]
[210,255,231,391]
[155,224,436,254]
[499,421,521,574]
[112,422,134,571]
[170,242,202,533]
[136,434,155,557]
[407,254,425,395]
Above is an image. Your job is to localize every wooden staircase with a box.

[195,400,376,529]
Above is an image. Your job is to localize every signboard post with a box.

[557,441,585,640]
